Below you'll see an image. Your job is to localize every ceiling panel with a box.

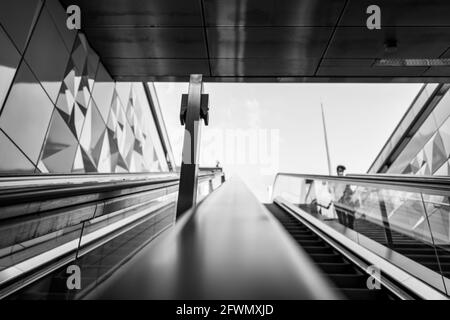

[58,0,450,81]
[326,27,450,59]
[84,27,208,59]
[422,67,450,77]
[207,27,332,59]
[317,59,428,77]
[204,0,345,26]
[211,58,319,76]
[104,58,210,77]
[61,0,202,26]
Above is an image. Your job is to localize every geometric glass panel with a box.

[70,35,87,75]
[410,157,420,174]
[125,85,136,128]
[121,119,135,168]
[432,90,450,129]
[0,26,21,112]
[72,145,97,173]
[97,132,111,173]
[79,99,107,166]
[417,162,431,176]
[55,57,90,140]
[439,116,450,159]
[24,7,70,103]
[0,0,42,53]
[91,63,114,123]
[402,163,413,175]
[434,160,450,176]
[431,132,447,174]
[0,62,54,163]
[423,136,435,174]
[138,83,168,171]
[70,34,99,93]
[0,130,35,173]
[37,160,49,173]
[76,75,91,113]
[115,82,131,111]
[40,111,78,173]
[45,0,77,52]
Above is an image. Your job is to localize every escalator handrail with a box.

[274,172,450,194]
[0,170,224,206]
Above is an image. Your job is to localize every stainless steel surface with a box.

[87,179,338,299]
[60,0,450,82]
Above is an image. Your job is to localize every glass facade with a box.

[387,87,450,176]
[0,0,169,174]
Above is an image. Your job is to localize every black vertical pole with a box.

[176,75,208,219]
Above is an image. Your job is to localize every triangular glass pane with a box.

[42,144,78,173]
[81,146,97,172]
[71,36,87,74]
[402,164,413,175]
[434,160,450,176]
[63,58,80,96]
[439,116,450,158]
[116,153,128,172]
[76,76,91,110]
[37,161,49,173]
[115,82,131,109]
[55,83,75,117]
[106,108,118,132]
[91,129,106,166]
[133,139,143,155]
[97,132,111,173]
[72,145,85,173]
[69,103,86,139]
[0,131,35,173]
[423,136,434,172]
[432,132,447,173]
[80,100,106,147]
[41,111,78,160]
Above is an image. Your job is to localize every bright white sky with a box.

[154,82,422,202]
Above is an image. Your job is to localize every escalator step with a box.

[288,230,314,236]
[294,239,325,245]
[396,248,440,255]
[309,253,344,263]
[292,235,319,241]
[265,203,394,300]
[302,246,334,254]
[328,274,367,288]
[317,262,356,274]
[405,254,443,263]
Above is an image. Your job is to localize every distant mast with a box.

[321,102,332,175]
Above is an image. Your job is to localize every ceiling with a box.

[61,0,450,82]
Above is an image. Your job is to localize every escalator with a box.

[266,203,395,300]
[0,169,225,300]
[354,219,450,276]
[271,173,450,299]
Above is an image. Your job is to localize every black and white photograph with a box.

[0,0,450,312]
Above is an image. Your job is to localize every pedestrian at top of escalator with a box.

[337,165,346,176]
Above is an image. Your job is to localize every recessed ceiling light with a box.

[373,59,450,67]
